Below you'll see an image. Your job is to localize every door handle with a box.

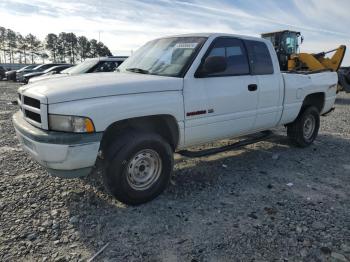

[248,84,258,91]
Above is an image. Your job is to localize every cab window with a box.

[203,37,250,76]
[92,61,119,73]
[245,40,274,75]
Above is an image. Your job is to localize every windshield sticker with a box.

[174,43,198,49]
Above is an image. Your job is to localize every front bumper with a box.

[12,111,103,178]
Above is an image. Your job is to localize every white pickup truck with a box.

[13,33,337,205]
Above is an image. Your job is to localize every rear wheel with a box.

[287,106,320,147]
[103,130,174,205]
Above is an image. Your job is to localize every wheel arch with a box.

[301,92,325,113]
[99,114,180,152]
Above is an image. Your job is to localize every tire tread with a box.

[102,129,173,205]
[287,106,320,148]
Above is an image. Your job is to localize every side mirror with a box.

[197,56,227,77]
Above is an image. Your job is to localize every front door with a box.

[184,37,259,146]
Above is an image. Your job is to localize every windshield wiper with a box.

[126,68,149,74]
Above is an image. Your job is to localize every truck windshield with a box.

[118,37,207,77]
[66,59,98,74]
[17,65,37,72]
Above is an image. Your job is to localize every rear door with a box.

[245,40,283,129]
[184,37,259,145]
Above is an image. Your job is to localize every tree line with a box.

[0,26,112,64]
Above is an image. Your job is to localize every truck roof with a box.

[79,56,127,63]
[160,32,270,44]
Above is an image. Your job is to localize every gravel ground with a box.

[0,81,349,262]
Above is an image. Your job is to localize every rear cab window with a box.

[92,61,119,72]
[245,40,274,75]
[38,65,53,71]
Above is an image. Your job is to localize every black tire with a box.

[287,106,320,148]
[103,130,174,205]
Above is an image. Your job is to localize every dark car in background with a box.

[0,66,6,80]
[17,63,68,82]
[22,64,72,83]
[28,56,127,84]
[5,65,38,82]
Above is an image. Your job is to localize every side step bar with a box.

[177,130,273,158]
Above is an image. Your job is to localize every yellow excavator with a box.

[261,30,350,92]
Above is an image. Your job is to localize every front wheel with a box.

[103,130,174,205]
[287,106,320,147]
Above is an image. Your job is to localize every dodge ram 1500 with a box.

[13,33,338,205]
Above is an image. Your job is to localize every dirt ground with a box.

[0,81,349,262]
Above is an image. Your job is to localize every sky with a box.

[0,0,349,65]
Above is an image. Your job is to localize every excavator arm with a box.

[317,45,346,71]
[289,45,346,72]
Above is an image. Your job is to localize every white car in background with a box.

[28,56,127,84]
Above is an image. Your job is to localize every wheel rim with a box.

[126,149,162,191]
[303,115,316,140]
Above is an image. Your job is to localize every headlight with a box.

[49,114,95,133]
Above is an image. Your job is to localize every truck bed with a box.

[279,71,338,125]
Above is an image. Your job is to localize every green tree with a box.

[40,52,49,63]
[0,27,113,64]
[89,39,112,58]
[0,27,7,63]
[89,39,99,58]
[77,36,90,61]
[25,34,41,63]
[45,33,58,62]
[6,29,17,63]
[57,32,68,62]
[97,41,112,57]
[16,33,27,63]
[65,32,78,63]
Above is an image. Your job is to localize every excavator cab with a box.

[261,30,302,71]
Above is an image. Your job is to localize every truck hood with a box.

[29,73,69,84]
[19,72,183,104]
